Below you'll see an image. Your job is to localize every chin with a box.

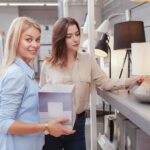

[72,47,78,52]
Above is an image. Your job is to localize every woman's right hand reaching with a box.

[47,118,75,137]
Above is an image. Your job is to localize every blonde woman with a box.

[0,17,75,150]
[40,17,143,150]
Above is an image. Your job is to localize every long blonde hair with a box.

[0,16,41,76]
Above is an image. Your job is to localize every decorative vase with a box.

[133,79,150,102]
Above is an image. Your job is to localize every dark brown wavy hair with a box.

[46,17,80,68]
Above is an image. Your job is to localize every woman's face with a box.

[65,24,80,53]
[17,27,40,63]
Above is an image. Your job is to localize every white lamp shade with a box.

[82,39,89,49]
[132,42,150,75]
[96,19,110,33]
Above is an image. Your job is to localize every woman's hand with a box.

[47,118,75,137]
[136,77,144,85]
[125,76,144,89]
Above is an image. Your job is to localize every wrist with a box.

[43,123,49,135]
[36,123,49,134]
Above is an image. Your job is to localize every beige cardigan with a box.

[40,52,126,114]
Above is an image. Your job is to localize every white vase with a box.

[133,81,150,102]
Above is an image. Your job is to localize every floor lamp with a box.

[95,33,111,78]
[95,33,112,115]
[114,21,146,78]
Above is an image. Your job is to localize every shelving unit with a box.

[97,89,150,149]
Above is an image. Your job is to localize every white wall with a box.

[19,6,58,25]
[0,7,19,35]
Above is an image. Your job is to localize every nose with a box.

[73,35,78,42]
[32,40,39,48]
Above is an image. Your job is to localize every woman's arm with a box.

[0,68,74,136]
[8,118,75,137]
[39,60,47,87]
[0,69,26,134]
[91,56,143,91]
[91,56,126,90]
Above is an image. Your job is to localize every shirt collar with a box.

[15,57,35,79]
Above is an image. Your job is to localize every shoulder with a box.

[78,51,91,57]
[41,60,51,70]
[77,51,93,65]
[78,51,92,61]
[1,63,26,83]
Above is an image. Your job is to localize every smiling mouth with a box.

[29,50,37,54]
[72,44,79,47]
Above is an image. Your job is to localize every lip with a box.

[72,44,79,47]
[29,50,38,55]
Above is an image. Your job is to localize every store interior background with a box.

[0,0,150,150]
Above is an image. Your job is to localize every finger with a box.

[136,78,144,85]
[56,117,69,124]
[62,128,76,135]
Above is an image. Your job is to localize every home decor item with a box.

[131,42,150,102]
[114,21,145,78]
[95,33,111,78]
[96,10,131,33]
[38,84,75,129]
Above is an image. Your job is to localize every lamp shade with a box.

[95,33,109,57]
[132,42,150,75]
[114,21,145,50]
[96,19,110,33]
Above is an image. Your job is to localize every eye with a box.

[36,38,40,43]
[66,35,72,39]
[75,32,80,36]
[25,38,32,43]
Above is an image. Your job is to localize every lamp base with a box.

[133,78,150,102]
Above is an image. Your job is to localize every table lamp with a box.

[114,21,145,78]
[131,42,150,102]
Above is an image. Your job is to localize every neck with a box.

[68,51,77,61]
[66,51,77,69]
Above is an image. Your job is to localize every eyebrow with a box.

[25,35,41,38]
[66,31,80,35]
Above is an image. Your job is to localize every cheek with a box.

[77,36,81,43]
[66,39,72,47]
[37,43,40,49]
[20,41,30,50]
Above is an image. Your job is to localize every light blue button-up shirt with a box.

[0,58,44,150]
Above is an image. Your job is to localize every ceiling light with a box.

[0,3,7,6]
[9,3,45,6]
[46,3,58,6]
[0,3,58,7]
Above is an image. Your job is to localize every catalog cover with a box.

[38,84,75,129]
